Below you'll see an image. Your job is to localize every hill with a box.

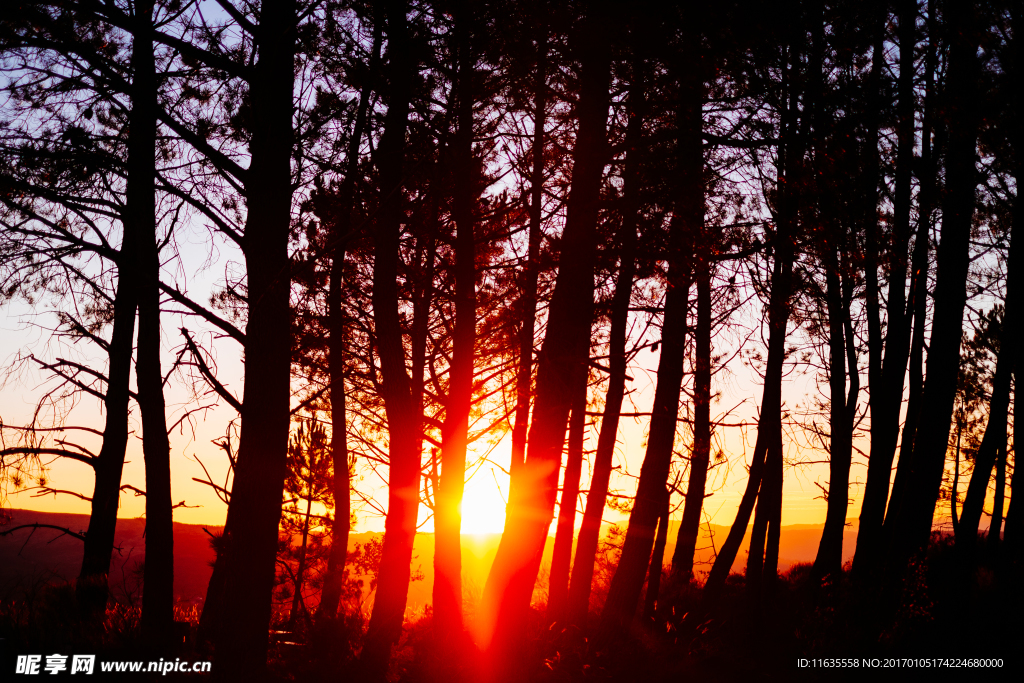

[1,509,858,616]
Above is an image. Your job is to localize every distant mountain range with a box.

[1,509,858,616]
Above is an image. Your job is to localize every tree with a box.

[360,0,422,675]
[314,1,383,622]
[806,0,860,584]
[281,418,333,630]
[598,3,701,635]
[854,0,922,579]
[201,0,299,675]
[702,9,803,607]
[564,71,641,621]
[885,0,983,580]
[480,0,613,666]
[0,3,175,639]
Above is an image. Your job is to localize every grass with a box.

[1,535,1019,681]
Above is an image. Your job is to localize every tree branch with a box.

[180,328,243,413]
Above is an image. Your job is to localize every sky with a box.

[0,281,884,539]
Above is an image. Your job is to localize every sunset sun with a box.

[459,467,507,535]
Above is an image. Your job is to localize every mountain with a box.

[0,509,221,605]
[1,509,858,616]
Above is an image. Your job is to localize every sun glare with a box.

[459,466,507,535]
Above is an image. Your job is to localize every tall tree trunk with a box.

[598,11,700,628]
[951,422,963,534]
[361,0,420,677]
[319,294,352,616]
[642,485,670,621]
[76,237,137,611]
[672,234,712,578]
[860,1,885,540]
[703,39,800,607]
[212,0,297,677]
[883,0,939,557]
[998,5,1022,568]
[887,0,981,574]
[1001,394,1020,566]
[957,226,1019,547]
[855,0,917,576]
[319,9,382,622]
[434,0,478,641]
[812,250,857,581]
[747,427,784,604]
[598,227,690,633]
[130,0,174,646]
[78,2,148,619]
[808,0,856,581]
[509,8,547,503]
[548,363,588,622]
[960,0,1022,555]
[479,1,611,662]
[747,12,823,602]
[564,81,640,622]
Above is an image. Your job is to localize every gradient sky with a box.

[2,290,891,537]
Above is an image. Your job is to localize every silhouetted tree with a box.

[855,0,922,579]
[886,0,982,582]
[481,0,613,667]
[599,4,700,635]
[703,9,803,606]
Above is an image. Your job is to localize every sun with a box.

[459,465,507,535]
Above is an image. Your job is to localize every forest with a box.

[0,0,1019,680]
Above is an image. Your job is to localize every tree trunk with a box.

[854,0,917,577]
[642,485,670,622]
[565,94,640,623]
[812,248,857,581]
[319,9,382,622]
[320,307,351,620]
[962,0,1022,556]
[77,12,146,621]
[509,10,547,504]
[807,4,855,577]
[434,0,478,641]
[1001,394,1020,566]
[547,361,588,623]
[957,224,1019,547]
[76,229,136,612]
[361,0,420,677]
[703,39,800,606]
[480,1,611,662]
[882,0,939,560]
[747,431,784,604]
[211,0,297,677]
[598,229,690,634]
[672,225,712,577]
[998,4,1023,569]
[598,15,700,628]
[859,4,885,549]
[130,0,174,647]
[887,0,981,573]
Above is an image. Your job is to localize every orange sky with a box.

[3,257,983,541]
[2,299,879,538]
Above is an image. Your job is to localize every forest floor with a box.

[1,534,1018,681]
